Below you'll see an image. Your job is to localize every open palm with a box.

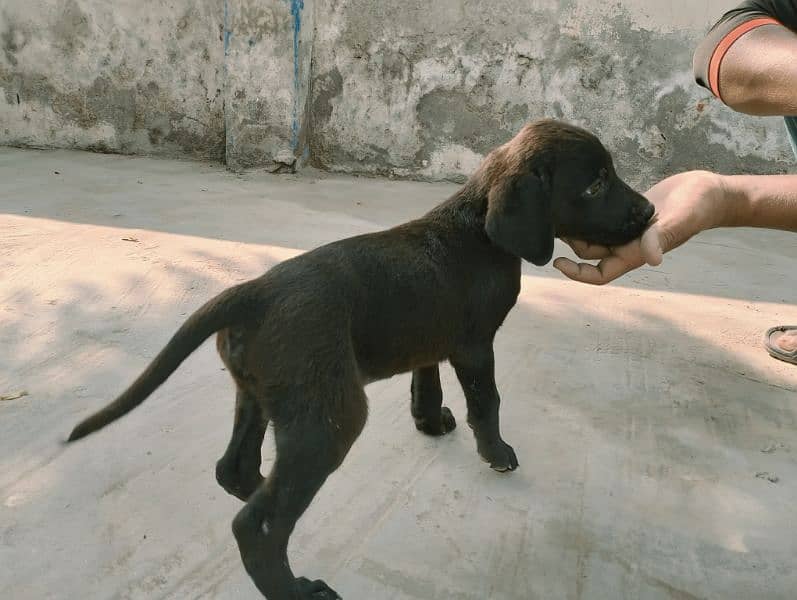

[553,170,727,285]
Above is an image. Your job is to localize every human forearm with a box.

[554,170,797,285]
[720,174,797,231]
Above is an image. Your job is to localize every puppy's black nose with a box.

[642,203,655,222]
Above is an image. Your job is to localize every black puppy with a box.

[67,119,654,600]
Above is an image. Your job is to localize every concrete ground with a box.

[1,147,796,600]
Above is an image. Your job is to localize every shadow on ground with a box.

[2,146,796,304]
[1,238,795,599]
[1,147,796,599]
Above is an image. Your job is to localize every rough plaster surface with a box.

[224,0,314,171]
[0,0,795,183]
[2,148,797,599]
[309,0,794,186]
[0,0,225,160]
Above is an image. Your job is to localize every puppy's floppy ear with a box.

[485,170,554,266]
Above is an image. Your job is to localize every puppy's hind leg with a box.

[411,365,456,436]
[232,385,367,600]
[216,388,268,502]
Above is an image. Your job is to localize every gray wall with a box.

[1,1,226,161]
[1,0,794,186]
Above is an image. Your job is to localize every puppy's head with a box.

[479,119,654,266]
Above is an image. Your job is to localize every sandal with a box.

[764,326,797,365]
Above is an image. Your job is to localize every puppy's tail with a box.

[67,280,261,442]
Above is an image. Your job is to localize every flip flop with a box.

[764,325,797,365]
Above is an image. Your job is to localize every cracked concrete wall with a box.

[309,0,795,187]
[1,0,794,185]
[224,0,313,171]
[0,0,226,161]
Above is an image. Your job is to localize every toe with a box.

[295,577,341,599]
[440,406,457,433]
[487,442,519,472]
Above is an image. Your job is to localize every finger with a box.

[639,225,663,266]
[552,255,633,285]
[562,238,612,260]
[552,257,610,285]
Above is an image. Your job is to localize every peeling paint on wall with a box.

[0,0,792,185]
[289,0,304,152]
[222,0,313,172]
[307,0,793,186]
[0,1,225,161]
[223,0,232,55]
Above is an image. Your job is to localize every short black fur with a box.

[67,119,653,600]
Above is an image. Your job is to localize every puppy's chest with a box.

[463,258,520,314]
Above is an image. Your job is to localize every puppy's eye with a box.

[583,179,603,198]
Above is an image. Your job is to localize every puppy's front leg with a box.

[451,346,518,472]
[411,365,456,436]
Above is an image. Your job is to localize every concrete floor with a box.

[1,147,796,600]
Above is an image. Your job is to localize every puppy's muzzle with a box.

[633,202,655,230]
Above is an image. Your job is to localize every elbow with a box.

[717,79,756,113]
[717,70,783,116]
[692,22,794,117]
[692,39,759,113]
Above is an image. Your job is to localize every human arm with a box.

[692,1,797,115]
[553,171,797,285]
[707,24,797,115]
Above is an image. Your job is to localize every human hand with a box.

[553,170,730,284]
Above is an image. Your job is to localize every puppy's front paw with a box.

[439,406,457,434]
[295,576,341,599]
[480,440,518,472]
[415,406,457,436]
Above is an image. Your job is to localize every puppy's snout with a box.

[639,202,655,223]
[622,198,655,242]
[628,199,654,223]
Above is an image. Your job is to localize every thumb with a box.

[639,224,663,266]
